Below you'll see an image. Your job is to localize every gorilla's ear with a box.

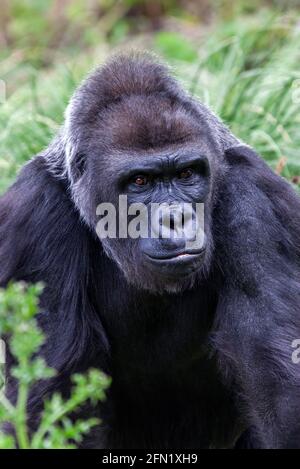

[45,133,88,184]
[68,151,87,184]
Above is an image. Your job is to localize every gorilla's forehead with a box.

[96,94,216,153]
[102,144,210,178]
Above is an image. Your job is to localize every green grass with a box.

[167,17,300,186]
[0,14,299,193]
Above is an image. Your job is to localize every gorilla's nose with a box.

[152,203,194,240]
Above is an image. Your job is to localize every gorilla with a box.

[1,52,300,449]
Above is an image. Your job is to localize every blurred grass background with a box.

[0,0,300,194]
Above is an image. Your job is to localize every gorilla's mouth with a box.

[144,249,206,278]
[145,249,205,262]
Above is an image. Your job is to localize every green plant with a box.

[0,283,111,449]
[1,14,299,196]
[154,31,198,62]
[158,18,300,187]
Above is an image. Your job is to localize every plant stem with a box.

[15,376,29,449]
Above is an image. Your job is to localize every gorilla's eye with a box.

[178,168,193,179]
[133,175,148,186]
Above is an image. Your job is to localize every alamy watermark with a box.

[95,196,205,250]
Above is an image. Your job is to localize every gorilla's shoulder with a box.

[0,155,76,224]
[225,144,300,205]
[16,155,69,197]
[0,155,88,286]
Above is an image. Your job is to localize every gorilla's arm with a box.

[213,145,300,448]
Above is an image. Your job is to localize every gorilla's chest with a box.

[102,289,238,448]
[106,286,216,378]
[104,286,227,402]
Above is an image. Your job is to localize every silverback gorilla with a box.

[1,53,300,449]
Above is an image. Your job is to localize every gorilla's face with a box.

[71,94,218,293]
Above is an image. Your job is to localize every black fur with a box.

[1,53,300,448]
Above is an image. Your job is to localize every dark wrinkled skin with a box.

[1,53,300,449]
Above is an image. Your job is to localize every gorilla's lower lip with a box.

[144,251,205,273]
[144,250,205,278]
[145,250,205,262]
